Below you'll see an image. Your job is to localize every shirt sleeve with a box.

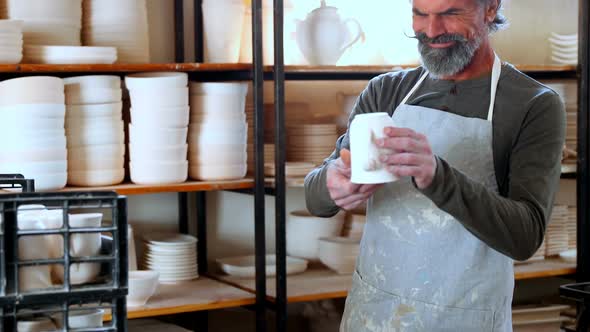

[418,90,566,261]
[304,77,382,217]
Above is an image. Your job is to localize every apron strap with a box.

[400,70,429,105]
[487,54,502,122]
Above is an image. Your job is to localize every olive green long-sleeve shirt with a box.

[304,63,565,261]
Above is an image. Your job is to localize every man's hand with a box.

[376,127,437,189]
[326,148,381,210]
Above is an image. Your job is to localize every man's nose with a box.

[425,16,446,39]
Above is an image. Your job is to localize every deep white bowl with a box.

[0,103,65,118]
[129,87,188,107]
[129,124,188,146]
[0,148,67,163]
[318,237,361,274]
[189,94,246,115]
[67,143,125,160]
[64,75,120,89]
[189,82,248,95]
[189,149,247,165]
[66,102,122,118]
[0,160,67,174]
[66,130,124,147]
[68,156,124,171]
[66,120,124,139]
[130,160,188,185]
[130,144,187,162]
[65,115,121,129]
[189,163,247,181]
[286,211,345,261]
[68,168,124,186]
[128,270,160,306]
[130,106,189,128]
[20,171,67,191]
[1,134,66,151]
[66,87,122,105]
[125,72,188,90]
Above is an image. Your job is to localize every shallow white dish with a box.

[125,72,188,90]
[189,163,247,181]
[217,254,308,278]
[128,270,160,307]
[68,168,125,186]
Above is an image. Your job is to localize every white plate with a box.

[217,254,308,278]
[143,233,197,246]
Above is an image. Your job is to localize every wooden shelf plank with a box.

[215,258,576,303]
[0,63,252,73]
[104,277,256,321]
[514,258,576,280]
[0,179,254,196]
[0,63,574,75]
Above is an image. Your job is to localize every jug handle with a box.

[340,18,365,53]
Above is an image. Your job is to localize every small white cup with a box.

[350,112,398,184]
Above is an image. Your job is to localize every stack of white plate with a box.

[188,82,248,181]
[0,20,23,64]
[545,205,569,256]
[6,0,82,46]
[287,124,338,165]
[549,33,577,65]
[126,72,189,185]
[142,233,199,283]
[82,0,150,63]
[23,45,117,64]
[64,76,125,186]
[0,76,67,191]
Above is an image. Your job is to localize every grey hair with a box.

[478,0,508,33]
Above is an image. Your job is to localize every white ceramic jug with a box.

[295,0,364,65]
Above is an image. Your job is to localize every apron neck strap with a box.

[400,54,502,123]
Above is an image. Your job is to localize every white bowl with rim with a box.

[64,75,121,89]
[66,87,121,105]
[129,87,188,107]
[286,210,345,261]
[189,163,247,181]
[68,168,125,186]
[125,72,188,90]
[130,160,188,185]
[128,270,160,307]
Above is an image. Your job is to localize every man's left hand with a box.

[376,127,437,189]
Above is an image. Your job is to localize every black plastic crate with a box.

[560,283,590,331]
[2,293,127,331]
[0,192,128,306]
[0,174,35,193]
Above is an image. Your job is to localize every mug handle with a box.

[340,18,365,53]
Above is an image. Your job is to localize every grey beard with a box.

[418,34,482,78]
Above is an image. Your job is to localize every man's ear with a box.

[485,0,500,23]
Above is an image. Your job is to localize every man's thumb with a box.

[340,148,352,167]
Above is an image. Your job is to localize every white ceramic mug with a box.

[349,112,398,184]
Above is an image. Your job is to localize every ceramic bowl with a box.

[189,95,246,115]
[64,75,121,89]
[286,210,345,261]
[129,124,188,146]
[189,82,248,95]
[66,120,124,141]
[68,156,124,171]
[1,135,66,151]
[128,270,160,306]
[17,317,57,332]
[0,147,67,163]
[130,106,189,128]
[189,163,247,181]
[0,103,66,118]
[0,76,63,93]
[68,168,125,187]
[53,309,104,329]
[129,144,187,162]
[66,87,122,105]
[66,131,124,148]
[66,102,122,118]
[129,87,188,107]
[125,72,188,90]
[0,89,64,106]
[65,114,121,129]
[130,161,188,185]
[0,160,67,175]
[68,143,125,160]
[189,149,247,165]
[318,236,361,274]
[189,143,247,155]
[8,172,67,191]
[190,112,246,124]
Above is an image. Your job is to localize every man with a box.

[304,0,565,331]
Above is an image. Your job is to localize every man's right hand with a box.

[326,148,382,210]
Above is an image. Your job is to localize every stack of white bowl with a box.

[188,82,248,181]
[126,72,189,185]
[549,33,578,65]
[5,0,82,46]
[82,0,150,63]
[23,45,117,64]
[0,77,67,191]
[0,20,23,64]
[142,233,199,283]
[202,0,245,63]
[64,76,125,186]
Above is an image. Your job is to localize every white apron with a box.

[340,56,514,332]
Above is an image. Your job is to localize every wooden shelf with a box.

[0,179,254,196]
[514,257,576,280]
[215,258,576,303]
[264,177,305,188]
[105,277,255,321]
[0,63,252,73]
[0,63,574,75]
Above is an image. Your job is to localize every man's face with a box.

[411,0,491,77]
